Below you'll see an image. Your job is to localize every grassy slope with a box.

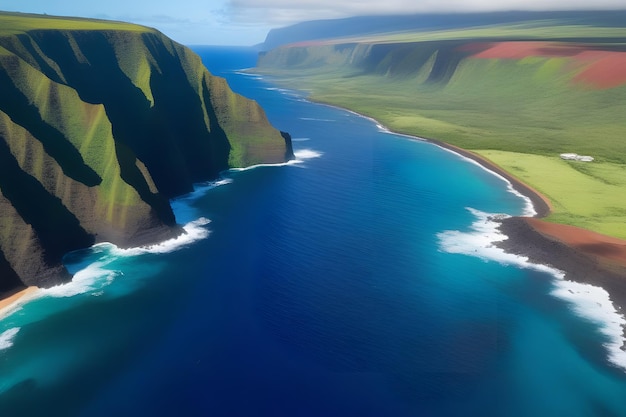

[328,22,626,44]
[258,22,626,238]
[0,12,150,34]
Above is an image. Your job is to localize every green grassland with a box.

[330,22,626,45]
[258,25,626,238]
[477,150,626,237]
[0,11,152,35]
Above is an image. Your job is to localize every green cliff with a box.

[0,13,293,294]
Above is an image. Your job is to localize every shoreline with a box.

[0,159,299,315]
[426,138,626,313]
[497,216,626,311]
[311,97,555,215]
[425,139,552,218]
[304,94,626,354]
[0,287,39,316]
[387,119,626,294]
[309,97,626,267]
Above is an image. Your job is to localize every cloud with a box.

[3,0,625,45]
[227,0,626,26]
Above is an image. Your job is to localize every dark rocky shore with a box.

[497,217,626,309]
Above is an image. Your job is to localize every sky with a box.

[1,0,625,45]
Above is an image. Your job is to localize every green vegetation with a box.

[0,12,291,291]
[258,27,626,238]
[335,22,626,45]
[0,12,152,35]
[476,151,626,238]
[262,56,626,161]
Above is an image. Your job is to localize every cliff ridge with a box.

[0,13,293,294]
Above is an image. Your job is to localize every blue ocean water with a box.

[0,46,625,416]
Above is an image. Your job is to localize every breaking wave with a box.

[437,207,626,371]
[0,327,20,351]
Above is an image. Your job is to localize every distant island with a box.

[255,11,626,317]
[0,12,293,298]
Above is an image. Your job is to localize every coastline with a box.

[0,225,185,316]
[497,217,626,311]
[305,94,626,355]
[398,123,626,303]
[311,97,626,266]
[426,139,552,217]
[428,137,626,301]
[0,159,298,314]
[0,287,38,316]
[418,128,626,363]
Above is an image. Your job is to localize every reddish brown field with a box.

[470,41,582,58]
[527,218,626,269]
[572,50,626,89]
[468,41,626,89]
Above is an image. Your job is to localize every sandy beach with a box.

[0,287,38,315]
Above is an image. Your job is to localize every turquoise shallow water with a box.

[0,46,625,416]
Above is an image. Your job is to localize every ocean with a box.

[0,46,625,416]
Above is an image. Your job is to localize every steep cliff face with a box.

[0,16,293,293]
[258,41,473,84]
[258,38,626,90]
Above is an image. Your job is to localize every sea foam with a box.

[437,207,626,371]
[233,71,262,80]
[260,86,305,101]
[228,148,323,172]
[108,217,211,257]
[0,327,20,351]
[174,179,233,202]
[552,281,626,370]
[42,262,121,299]
[437,208,561,276]
[299,117,336,122]
[0,216,213,326]
[293,149,323,161]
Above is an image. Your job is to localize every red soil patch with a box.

[572,50,626,89]
[527,217,626,269]
[468,41,626,89]
[470,41,583,59]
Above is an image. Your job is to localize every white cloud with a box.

[227,0,626,26]
[3,0,625,45]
